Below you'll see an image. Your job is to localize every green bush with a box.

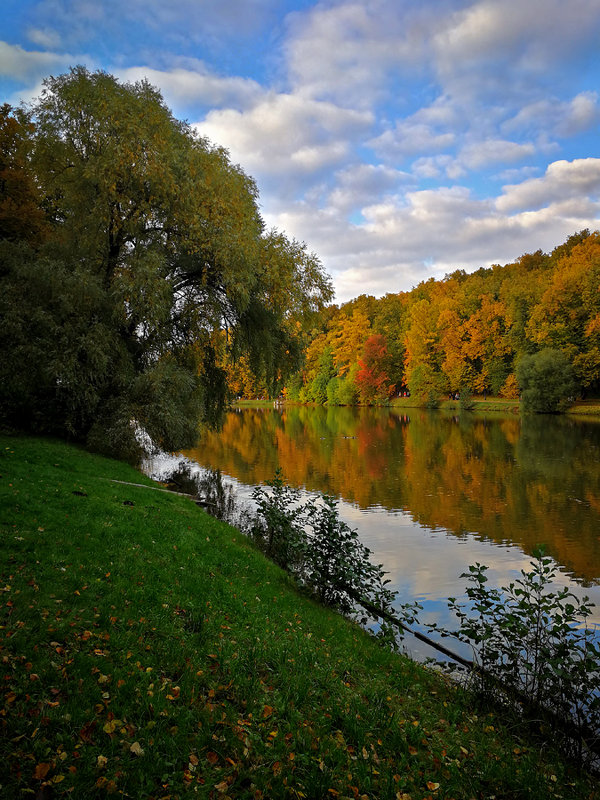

[437,549,600,767]
[516,348,578,413]
[250,470,306,571]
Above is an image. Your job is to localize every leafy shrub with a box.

[437,549,600,766]
[458,388,475,411]
[302,496,394,613]
[250,470,307,571]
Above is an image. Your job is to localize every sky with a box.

[2,0,600,304]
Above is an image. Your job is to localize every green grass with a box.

[0,435,596,799]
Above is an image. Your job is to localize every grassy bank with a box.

[0,435,596,799]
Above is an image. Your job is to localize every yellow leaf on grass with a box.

[426,782,440,791]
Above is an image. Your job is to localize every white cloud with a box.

[328,163,413,214]
[497,158,600,213]
[505,92,600,139]
[266,168,600,303]
[196,93,373,190]
[370,122,456,161]
[118,65,262,113]
[0,40,73,82]
[433,0,600,101]
[27,27,63,50]
[459,138,536,170]
[284,0,432,106]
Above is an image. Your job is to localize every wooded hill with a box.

[225,229,600,405]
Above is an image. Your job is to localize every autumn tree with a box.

[404,297,446,399]
[283,230,600,409]
[330,308,372,376]
[356,334,394,404]
[0,104,48,243]
[0,68,331,458]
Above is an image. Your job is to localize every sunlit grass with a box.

[0,435,595,798]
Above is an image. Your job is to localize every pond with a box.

[143,405,600,662]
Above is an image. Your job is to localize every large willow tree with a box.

[0,68,332,459]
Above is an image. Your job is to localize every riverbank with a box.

[1,435,596,799]
[237,396,600,417]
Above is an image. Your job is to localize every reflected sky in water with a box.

[144,406,600,661]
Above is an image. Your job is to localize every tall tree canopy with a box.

[0,68,332,458]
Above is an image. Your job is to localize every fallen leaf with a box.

[103,718,122,734]
[97,755,108,769]
[130,741,144,756]
[33,763,51,780]
[426,782,440,791]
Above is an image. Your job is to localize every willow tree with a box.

[0,68,332,459]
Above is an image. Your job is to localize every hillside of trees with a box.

[224,229,600,404]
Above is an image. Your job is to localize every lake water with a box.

[143,405,600,662]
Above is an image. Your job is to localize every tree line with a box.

[0,68,333,459]
[225,229,599,409]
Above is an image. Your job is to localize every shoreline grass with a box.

[1,434,596,799]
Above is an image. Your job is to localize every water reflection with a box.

[183,407,600,584]
[144,406,600,656]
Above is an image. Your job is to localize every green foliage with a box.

[516,348,578,413]
[408,363,443,406]
[458,387,475,411]
[307,347,336,404]
[335,368,360,406]
[438,549,600,767]
[248,474,404,640]
[0,69,331,457]
[250,470,306,571]
[302,496,395,613]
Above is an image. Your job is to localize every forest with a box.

[224,229,600,406]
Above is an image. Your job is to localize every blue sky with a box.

[2,0,600,303]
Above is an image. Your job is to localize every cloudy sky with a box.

[3,0,600,302]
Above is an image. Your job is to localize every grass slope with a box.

[0,435,595,799]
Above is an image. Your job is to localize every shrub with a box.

[437,549,600,766]
[250,470,306,571]
[458,387,475,411]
